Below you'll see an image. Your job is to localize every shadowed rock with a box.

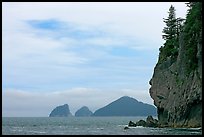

[136,120,146,127]
[128,115,159,128]
[124,126,129,130]
[146,115,159,127]
[128,120,136,127]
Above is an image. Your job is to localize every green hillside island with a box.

[149,2,202,128]
[92,96,156,116]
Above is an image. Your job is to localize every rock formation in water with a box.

[149,2,202,128]
[128,116,159,128]
[49,104,72,117]
[92,96,156,116]
[75,106,93,117]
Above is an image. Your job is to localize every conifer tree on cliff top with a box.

[159,5,184,63]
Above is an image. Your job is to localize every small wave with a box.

[188,127,202,130]
[135,126,145,128]
[12,127,24,132]
[13,127,23,129]
[128,126,145,129]
[27,130,46,134]
[118,125,128,127]
[175,127,202,131]
[96,128,104,130]
[11,129,23,132]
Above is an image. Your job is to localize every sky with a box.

[2,2,188,117]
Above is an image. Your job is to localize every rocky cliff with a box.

[149,2,202,128]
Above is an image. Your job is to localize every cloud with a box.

[24,19,149,50]
[2,88,154,117]
[2,2,187,49]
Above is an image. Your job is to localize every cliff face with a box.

[149,40,202,128]
[149,3,202,128]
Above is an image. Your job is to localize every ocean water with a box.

[2,117,202,135]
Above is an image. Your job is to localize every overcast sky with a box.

[2,2,188,117]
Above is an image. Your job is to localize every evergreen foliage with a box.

[158,2,202,75]
[158,5,184,64]
[183,2,202,74]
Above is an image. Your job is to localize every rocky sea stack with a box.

[149,2,202,128]
[49,104,72,117]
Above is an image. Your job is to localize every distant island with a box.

[49,96,156,117]
[49,104,72,117]
[92,96,156,116]
[75,106,93,117]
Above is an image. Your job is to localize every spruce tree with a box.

[162,5,177,43]
[158,5,184,64]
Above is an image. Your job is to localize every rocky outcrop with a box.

[75,106,93,117]
[128,120,136,127]
[128,116,159,128]
[135,120,146,127]
[146,115,159,127]
[149,3,202,128]
[49,104,72,117]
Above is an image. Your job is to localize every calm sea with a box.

[2,117,202,135]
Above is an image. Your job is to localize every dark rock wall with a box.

[149,33,202,128]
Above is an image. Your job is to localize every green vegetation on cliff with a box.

[183,2,202,75]
[158,2,202,76]
[158,5,184,64]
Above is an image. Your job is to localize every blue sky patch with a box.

[26,19,106,40]
[110,47,138,57]
[27,19,63,30]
